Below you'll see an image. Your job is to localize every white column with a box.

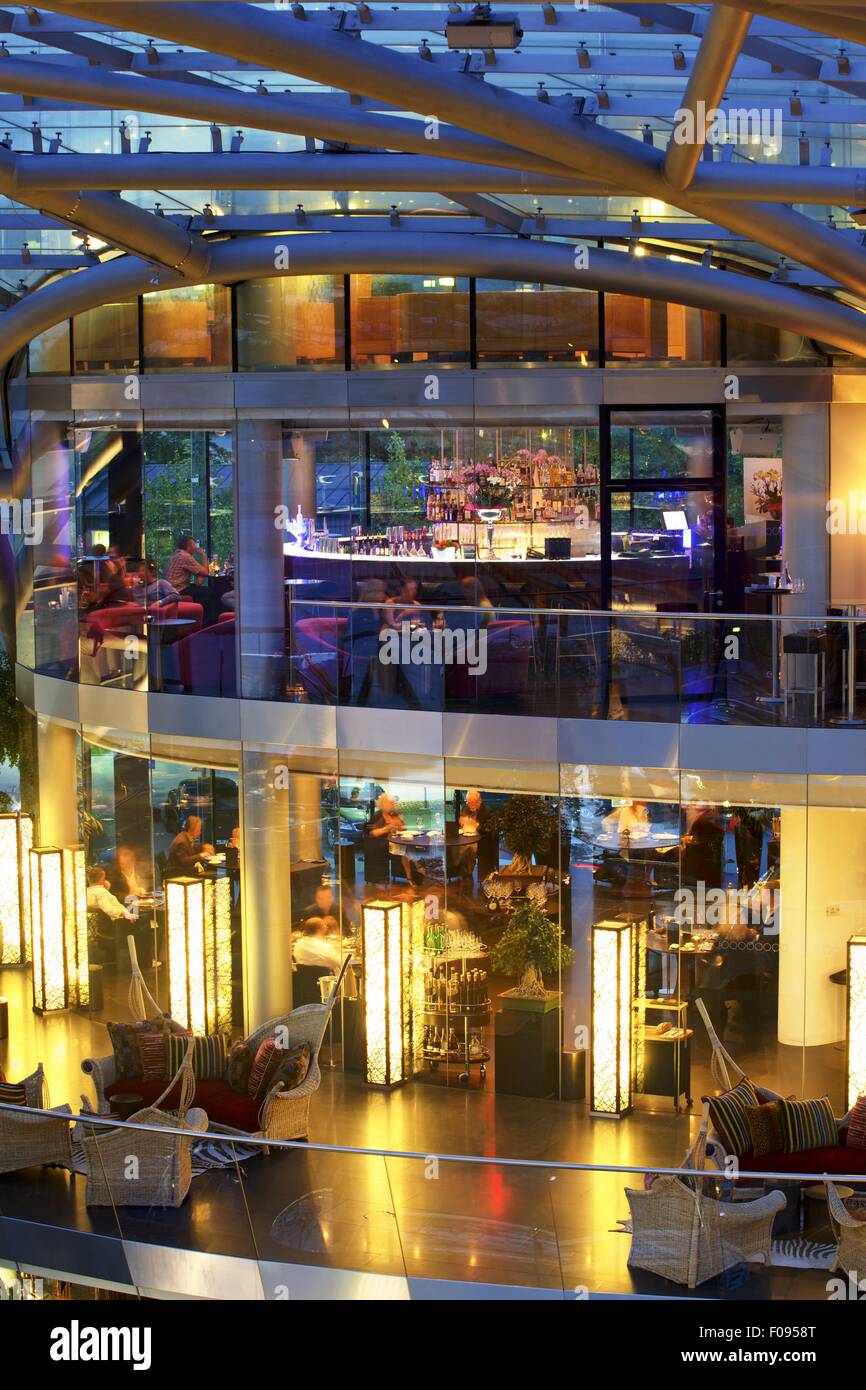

[36,718,78,845]
[240,747,293,1030]
[782,407,828,617]
[235,418,286,701]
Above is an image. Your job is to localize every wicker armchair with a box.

[0,1065,74,1177]
[827,1182,866,1277]
[80,1043,207,1208]
[249,1001,331,1142]
[625,1103,786,1288]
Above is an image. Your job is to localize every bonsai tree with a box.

[496,794,557,874]
[491,902,574,999]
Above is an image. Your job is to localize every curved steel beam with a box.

[718,0,866,48]
[62,2,866,302]
[2,231,866,369]
[663,5,753,192]
[0,52,579,182]
[0,145,209,276]
[9,151,866,207]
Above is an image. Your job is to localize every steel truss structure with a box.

[0,1,865,359]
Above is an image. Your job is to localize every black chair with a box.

[362,831,391,886]
[293,963,331,1007]
[154,849,168,887]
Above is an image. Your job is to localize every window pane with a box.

[350,274,470,367]
[610,410,715,480]
[236,274,344,369]
[726,316,825,366]
[28,321,70,375]
[73,299,139,373]
[475,281,598,365]
[142,284,231,372]
[605,294,720,365]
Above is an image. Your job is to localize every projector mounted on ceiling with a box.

[446,6,523,50]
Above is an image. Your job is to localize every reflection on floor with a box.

[0,965,840,1300]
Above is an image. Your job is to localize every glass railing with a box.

[259,599,863,729]
[23,583,866,729]
[1,1100,861,1300]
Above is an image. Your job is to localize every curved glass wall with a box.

[7,719,862,1150]
[142,284,232,372]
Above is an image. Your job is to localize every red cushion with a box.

[738,1144,866,1176]
[105,1078,261,1131]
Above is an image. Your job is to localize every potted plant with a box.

[495,794,556,875]
[491,901,574,1013]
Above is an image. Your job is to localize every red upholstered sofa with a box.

[82,1002,332,1142]
[293,615,348,700]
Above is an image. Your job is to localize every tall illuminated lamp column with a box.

[29,845,89,1013]
[847,935,866,1111]
[0,811,33,965]
[590,919,634,1118]
[362,898,422,1088]
[165,875,232,1034]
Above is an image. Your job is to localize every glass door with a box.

[601,408,726,612]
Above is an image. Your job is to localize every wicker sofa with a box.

[82,1003,332,1142]
[0,1064,74,1177]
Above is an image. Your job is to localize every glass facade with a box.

[34,279,837,378]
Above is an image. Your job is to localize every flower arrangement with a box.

[750,466,783,517]
[465,460,516,510]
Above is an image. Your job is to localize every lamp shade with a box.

[847,934,866,1111]
[590,919,634,1117]
[165,874,232,1034]
[0,811,33,966]
[29,844,89,1012]
[362,898,416,1087]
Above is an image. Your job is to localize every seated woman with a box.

[368,792,421,886]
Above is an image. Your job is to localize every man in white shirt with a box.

[86,866,135,922]
[293,918,343,972]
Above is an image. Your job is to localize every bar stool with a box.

[783,629,826,722]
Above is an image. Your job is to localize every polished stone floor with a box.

[0,965,839,1299]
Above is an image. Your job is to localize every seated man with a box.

[165,814,215,878]
[86,866,135,923]
[298,883,340,935]
[293,918,343,972]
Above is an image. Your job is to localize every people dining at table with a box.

[133,560,180,610]
[165,814,215,878]
[602,799,650,840]
[456,788,497,885]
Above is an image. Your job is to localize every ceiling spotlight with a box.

[446,7,523,50]
[629,239,646,258]
[381,418,390,431]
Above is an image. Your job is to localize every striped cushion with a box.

[167,1033,229,1082]
[0,1081,27,1107]
[780,1096,837,1153]
[248,1038,280,1100]
[138,1033,169,1082]
[846,1094,866,1152]
[705,1077,760,1157]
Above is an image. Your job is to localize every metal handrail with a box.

[2,1100,862,1187]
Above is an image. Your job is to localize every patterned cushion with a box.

[846,1094,866,1152]
[107,1016,174,1081]
[744,1098,784,1157]
[269,1044,311,1095]
[704,1077,760,1157]
[248,1038,280,1100]
[780,1096,838,1153]
[226,1040,253,1095]
[138,1033,169,1083]
[167,1033,229,1082]
[0,1080,27,1107]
